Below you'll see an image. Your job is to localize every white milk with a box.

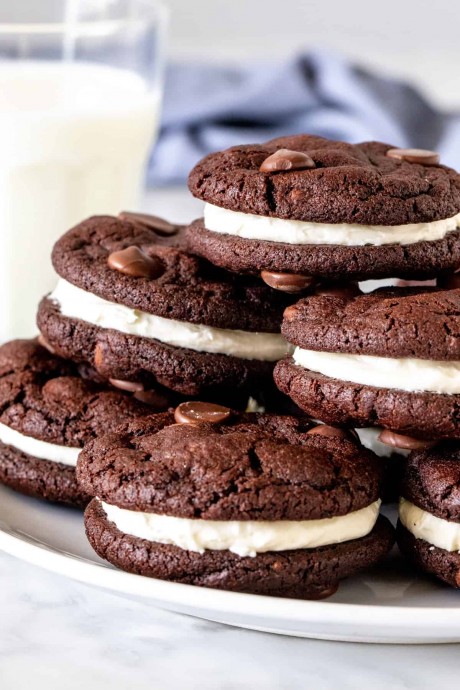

[0,61,160,341]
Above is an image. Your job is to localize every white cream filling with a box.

[0,422,80,467]
[292,347,460,394]
[204,203,460,247]
[49,279,290,362]
[355,427,410,458]
[399,498,460,552]
[101,499,381,557]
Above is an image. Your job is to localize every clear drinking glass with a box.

[0,0,168,341]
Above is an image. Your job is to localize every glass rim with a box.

[0,0,169,35]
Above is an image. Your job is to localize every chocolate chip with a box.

[133,389,170,409]
[259,149,316,173]
[307,424,359,442]
[174,401,232,425]
[386,148,440,166]
[119,211,179,236]
[314,281,361,298]
[261,270,315,293]
[378,429,436,451]
[109,378,144,393]
[107,246,164,279]
[37,333,56,354]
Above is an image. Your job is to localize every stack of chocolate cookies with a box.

[187,135,460,590]
[1,133,459,598]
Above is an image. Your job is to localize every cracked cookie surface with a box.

[50,215,292,331]
[77,412,381,519]
[188,135,460,225]
[274,287,460,439]
[186,134,460,280]
[281,287,460,359]
[0,339,155,506]
[400,443,460,521]
[80,411,394,598]
[39,214,293,397]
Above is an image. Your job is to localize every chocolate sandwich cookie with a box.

[397,443,460,588]
[187,135,460,282]
[274,287,460,440]
[79,404,394,599]
[37,213,293,400]
[0,339,164,507]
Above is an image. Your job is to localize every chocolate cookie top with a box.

[188,135,460,225]
[401,443,460,522]
[52,214,292,332]
[282,287,460,360]
[77,409,381,520]
[0,339,157,447]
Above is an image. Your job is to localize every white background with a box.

[164,0,460,106]
[3,0,459,105]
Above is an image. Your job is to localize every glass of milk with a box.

[0,0,168,341]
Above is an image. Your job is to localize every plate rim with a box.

[1,520,460,633]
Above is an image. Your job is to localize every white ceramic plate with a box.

[0,484,459,644]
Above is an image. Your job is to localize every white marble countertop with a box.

[1,550,459,690]
[1,188,459,689]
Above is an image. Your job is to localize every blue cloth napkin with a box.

[148,50,459,185]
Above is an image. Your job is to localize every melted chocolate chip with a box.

[107,246,164,279]
[386,148,440,166]
[109,378,144,393]
[259,149,316,173]
[174,401,232,425]
[260,270,315,293]
[378,429,436,451]
[119,211,179,236]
